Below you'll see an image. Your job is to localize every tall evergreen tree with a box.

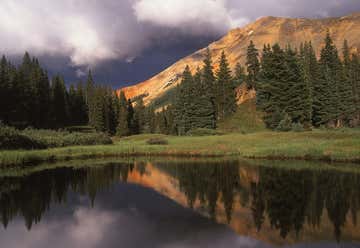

[127,99,136,134]
[86,70,95,126]
[116,91,130,136]
[0,56,10,124]
[234,62,246,87]
[341,40,357,123]
[200,49,217,129]
[215,51,237,120]
[134,98,146,134]
[174,66,193,135]
[246,40,260,89]
[350,54,360,124]
[316,32,343,126]
[51,75,68,127]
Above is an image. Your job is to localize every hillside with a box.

[118,12,360,105]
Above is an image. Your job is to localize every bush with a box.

[187,128,224,136]
[22,128,112,148]
[276,114,292,132]
[0,125,112,150]
[292,123,305,132]
[0,126,46,150]
[146,137,169,145]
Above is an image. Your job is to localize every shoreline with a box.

[1,131,360,167]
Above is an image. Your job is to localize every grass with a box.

[1,129,360,167]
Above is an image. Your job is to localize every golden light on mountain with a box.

[118,12,360,105]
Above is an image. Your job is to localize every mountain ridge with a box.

[118,12,360,104]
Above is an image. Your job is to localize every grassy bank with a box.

[1,129,360,166]
[0,125,112,150]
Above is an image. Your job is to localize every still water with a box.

[0,159,359,248]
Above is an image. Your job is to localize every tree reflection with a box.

[0,160,359,243]
[156,162,360,241]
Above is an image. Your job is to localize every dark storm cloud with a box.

[0,0,359,85]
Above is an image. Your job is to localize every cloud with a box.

[0,0,149,66]
[133,0,239,34]
[0,0,358,68]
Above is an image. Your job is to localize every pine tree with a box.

[246,40,260,89]
[215,51,236,120]
[116,91,130,136]
[36,69,51,128]
[316,32,342,126]
[92,86,106,132]
[51,75,68,127]
[284,46,308,124]
[234,62,246,87]
[75,81,88,125]
[0,56,10,124]
[350,54,360,124]
[200,49,217,129]
[68,84,78,125]
[174,65,194,135]
[127,99,136,134]
[86,70,95,126]
[134,98,146,134]
[300,42,319,127]
[341,40,356,124]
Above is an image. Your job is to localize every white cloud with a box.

[133,0,235,33]
[0,0,357,67]
[0,0,148,66]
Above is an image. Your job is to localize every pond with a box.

[0,159,359,247]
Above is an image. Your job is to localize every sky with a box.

[0,0,359,88]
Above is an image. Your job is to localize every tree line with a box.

[157,49,240,135]
[250,33,360,129]
[156,161,360,241]
[0,52,156,135]
[1,31,359,135]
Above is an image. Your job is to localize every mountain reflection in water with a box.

[0,159,359,248]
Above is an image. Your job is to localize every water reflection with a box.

[0,160,360,247]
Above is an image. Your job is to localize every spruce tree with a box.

[0,56,10,124]
[341,40,356,124]
[316,32,342,126]
[200,49,217,129]
[116,91,130,136]
[127,99,136,134]
[134,98,146,134]
[174,66,193,135]
[234,62,246,87]
[51,75,68,128]
[86,70,95,126]
[350,54,360,124]
[68,84,78,125]
[92,86,106,132]
[75,81,88,125]
[215,51,236,120]
[246,40,260,89]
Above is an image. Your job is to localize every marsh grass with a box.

[1,129,359,166]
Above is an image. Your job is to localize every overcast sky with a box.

[0,0,359,87]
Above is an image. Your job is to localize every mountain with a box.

[118,12,360,105]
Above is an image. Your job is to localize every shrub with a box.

[0,125,112,150]
[22,128,112,147]
[146,137,169,145]
[292,122,305,132]
[276,114,292,132]
[0,125,46,150]
[187,128,224,136]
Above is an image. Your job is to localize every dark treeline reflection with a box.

[0,161,360,243]
[0,163,133,230]
[155,161,360,242]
